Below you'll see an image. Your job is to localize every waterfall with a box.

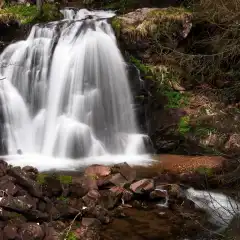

[0,9,150,170]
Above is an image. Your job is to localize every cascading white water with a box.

[0,9,150,170]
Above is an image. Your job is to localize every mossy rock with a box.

[0,3,62,25]
[113,7,192,48]
[37,173,72,185]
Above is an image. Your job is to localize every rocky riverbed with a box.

[0,156,236,240]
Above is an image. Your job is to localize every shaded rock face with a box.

[0,21,31,54]
[113,6,240,156]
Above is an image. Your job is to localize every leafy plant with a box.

[195,166,213,177]
[178,116,190,135]
[0,3,62,24]
[66,231,78,240]
[163,90,189,109]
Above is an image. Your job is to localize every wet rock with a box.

[109,173,128,187]
[27,210,49,221]
[122,190,133,203]
[156,184,183,199]
[70,176,98,198]
[43,226,60,240]
[150,189,168,200]
[37,201,46,212]
[51,221,66,232]
[112,162,136,182]
[0,160,7,178]
[0,207,22,220]
[74,217,101,240]
[82,218,101,227]
[96,175,112,188]
[130,179,154,194]
[3,224,19,239]
[8,167,42,198]
[43,176,62,197]
[85,165,111,178]
[99,189,122,209]
[19,223,44,240]
[85,205,110,224]
[69,198,85,211]
[22,166,38,181]
[55,201,79,218]
[82,190,101,207]
[0,178,18,196]
[0,196,33,213]
[17,194,38,210]
[15,186,28,197]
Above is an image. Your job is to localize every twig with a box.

[64,211,81,240]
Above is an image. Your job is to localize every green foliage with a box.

[37,173,48,184]
[195,166,213,176]
[0,3,62,24]
[104,0,139,12]
[37,174,72,184]
[178,116,190,135]
[66,232,78,240]
[111,17,121,37]
[57,196,69,204]
[129,56,152,75]
[163,90,189,109]
[58,175,72,184]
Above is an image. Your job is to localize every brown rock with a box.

[43,226,60,240]
[22,166,38,181]
[70,176,98,198]
[0,160,7,178]
[122,190,133,202]
[130,179,154,194]
[0,196,33,213]
[112,162,136,182]
[109,173,128,187]
[51,221,66,232]
[8,167,42,198]
[150,189,168,200]
[155,184,183,198]
[85,165,111,178]
[99,189,122,209]
[19,223,44,240]
[82,218,101,227]
[3,224,19,239]
[43,176,62,197]
[85,205,110,224]
[155,155,226,174]
[82,190,101,207]
[55,202,78,218]
[0,178,17,196]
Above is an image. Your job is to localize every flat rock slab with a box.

[135,155,226,175]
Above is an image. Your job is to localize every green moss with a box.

[37,173,48,184]
[178,116,190,135]
[58,175,72,184]
[148,7,191,19]
[0,3,62,24]
[129,56,152,76]
[111,17,121,37]
[37,174,72,184]
[66,231,78,240]
[57,195,69,204]
[195,166,213,176]
[163,90,189,109]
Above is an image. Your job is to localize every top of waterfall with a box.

[61,8,116,21]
